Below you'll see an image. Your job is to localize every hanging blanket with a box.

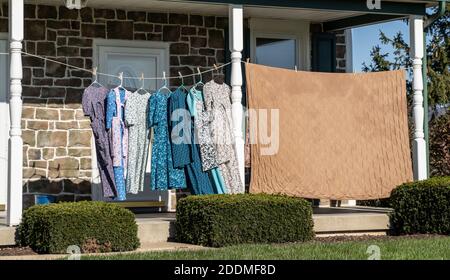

[245,63,413,200]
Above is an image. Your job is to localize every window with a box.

[255,37,296,69]
[94,39,169,91]
[250,18,310,71]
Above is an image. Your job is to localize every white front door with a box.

[0,37,9,208]
[92,39,170,203]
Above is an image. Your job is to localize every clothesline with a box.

[0,51,241,81]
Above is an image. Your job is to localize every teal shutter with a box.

[312,33,337,72]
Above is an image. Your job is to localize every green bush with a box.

[390,177,450,235]
[175,194,314,247]
[16,201,140,254]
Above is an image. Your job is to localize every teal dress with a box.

[148,90,186,190]
[169,87,215,195]
[187,88,227,194]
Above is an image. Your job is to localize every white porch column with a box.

[228,4,245,190]
[409,16,427,181]
[7,0,24,226]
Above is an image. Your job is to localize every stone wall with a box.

[0,4,227,207]
[335,30,347,73]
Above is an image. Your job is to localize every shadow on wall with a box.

[23,179,92,209]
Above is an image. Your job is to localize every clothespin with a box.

[197,67,202,82]
[140,73,145,89]
[246,58,250,63]
[118,72,123,87]
[178,71,184,85]
[92,66,98,82]
[213,64,218,73]
[294,65,298,72]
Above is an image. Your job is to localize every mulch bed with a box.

[0,246,37,256]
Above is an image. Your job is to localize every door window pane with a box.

[256,38,296,69]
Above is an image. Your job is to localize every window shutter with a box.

[312,33,337,72]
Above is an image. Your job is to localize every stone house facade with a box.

[0,3,348,208]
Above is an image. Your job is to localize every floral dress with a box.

[82,85,116,198]
[148,90,186,190]
[125,91,151,194]
[106,87,129,201]
[203,80,244,194]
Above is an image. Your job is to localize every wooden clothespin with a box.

[294,65,298,72]
[246,58,250,63]
[92,66,97,77]
[140,73,145,89]
[178,71,184,84]
[118,72,123,87]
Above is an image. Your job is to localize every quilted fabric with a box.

[246,63,413,200]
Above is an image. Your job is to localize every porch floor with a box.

[0,206,391,247]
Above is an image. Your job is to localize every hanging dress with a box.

[203,80,244,194]
[81,85,116,198]
[125,91,151,194]
[148,90,186,190]
[169,87,215,195]
[187,87,227,194]
[106,87,129,201]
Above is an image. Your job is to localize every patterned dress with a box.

[148,90,186,190]
[81,85,116,198]
[125,91,151,194]
[187,87,227,194]
[169,87,214,195]
[203,80,244,194]
[106,87,129,201]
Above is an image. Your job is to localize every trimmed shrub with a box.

[16,201,140,254]
[175,194,314,247]
[390,177,450,235]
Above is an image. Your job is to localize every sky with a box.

[351,20,409,72]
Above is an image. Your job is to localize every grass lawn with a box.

[83,236,450,260]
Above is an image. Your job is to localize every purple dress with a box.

[82,85,117,198]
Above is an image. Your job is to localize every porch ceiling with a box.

[24,0,365,23]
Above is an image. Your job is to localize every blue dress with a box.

[169,87,215,195]
[106,87,128,201]
[148,90,186,190]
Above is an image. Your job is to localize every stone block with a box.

[27,120,49,130]
[147,12,167,24]
[68,37,92,47]
[170,43,189,55]
[37,131,67,147]
[56,147,67,156]
[49,157,79,171]
[189,15,203,27]
[47,20,71,30]
[28,179,62,194]
[80,7,93,22]
[163,25,180,42]
[43,148,55,160]
[24,4,36,18]
[35,108,59,120]
[55,121,78,130]
[134,23,153,32]
[63,179,91,194]
[81,23,105,38]
[59,6,79,20]
[169,13,188,25]
[208,29,224,48]
[80,158,91,170]
[69,130,91,147]
[190,37,207,48]
[181,26,196,36]
[107,21,133,40]
[41,87,66,98]
[180,56,207,67]
[37,5,57,19]
[22,130,36,146]
[57,46,80,56]
[29,160,47,169]
[94,9,115,19]
[24,21,45,41]
[68,148,91,157]
[204,16,215,27]
[22,107,35,119]
[23,167,35,179]
[128,11,146,22]
[60,109,75,120]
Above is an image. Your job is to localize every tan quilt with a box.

[245,63,413,200]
